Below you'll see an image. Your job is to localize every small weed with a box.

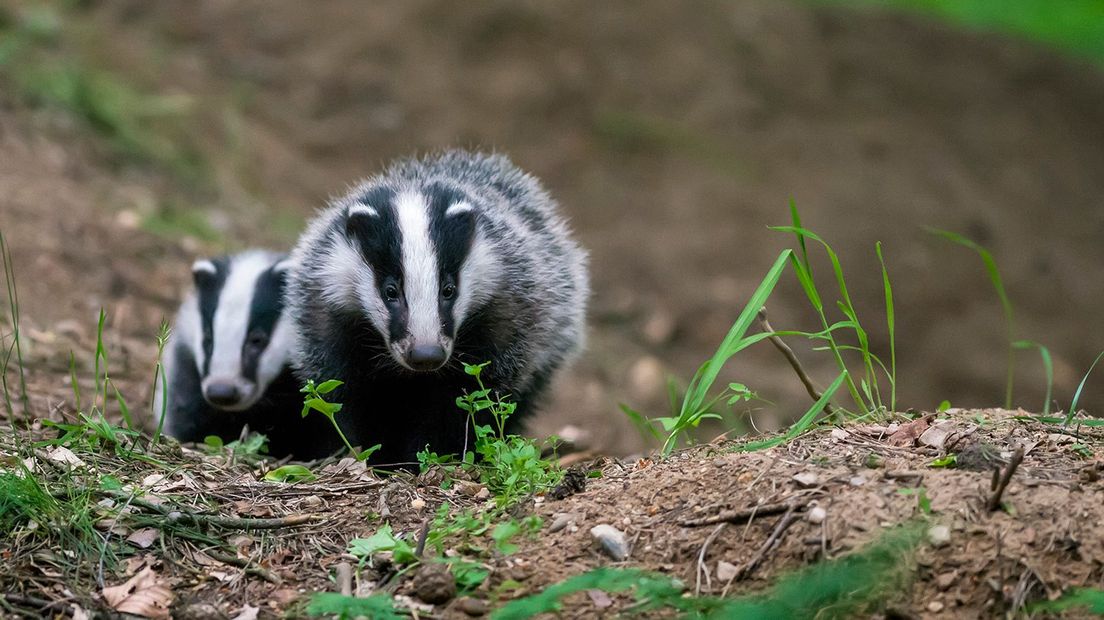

[1066,350,1104,425]
[0,230,29,418]
[306,592,403,620]
[928,454,957,468]
[348,523,418,567]
[300,379,380,462]
[453,362,562,506]
[1031,587,1104,615]
[896,487,933,515]
[928,228,1016,408]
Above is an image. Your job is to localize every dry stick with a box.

[101,490,322,529]
[206,550,282,585]
[733,502,802,581]
[414,519,430,558]
[757,308,834,416]
[335,562,354,597]
[695,523,727,596]
[681,500,794,528]
[987,446,1025,512]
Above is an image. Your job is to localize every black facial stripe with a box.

[344,187,410,343]
[426,184,476,338]
[195,257,230,376]
[241,257,289,381]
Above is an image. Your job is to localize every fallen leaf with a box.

[587,588,613,608]
[919,421,957,450]
[232,605,260,620]
[47,446,86,468]
[102,566,173,619]
[887,415,933,447]
[126,528,159,549]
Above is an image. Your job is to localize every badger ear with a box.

[191,259,218,286]
[272,257,294,275]
[345,204,380,239]
[445,201,475,218]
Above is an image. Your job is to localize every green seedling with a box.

[300,379,380,461]
[306,593,402,620]
[263,464,316,483]
[348,523,417,567]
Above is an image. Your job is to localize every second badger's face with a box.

[323,184,500,371]
[192,252,293,411]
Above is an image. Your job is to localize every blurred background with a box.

[1,0,1102,455]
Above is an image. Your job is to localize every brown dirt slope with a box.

[1,409,1102,618]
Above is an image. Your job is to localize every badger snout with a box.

[405,343,448,371]
[202,377,256,410]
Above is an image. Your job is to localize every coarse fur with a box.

[285,150,589,466]
[157,250,340,459]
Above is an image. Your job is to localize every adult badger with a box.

[157,250,340,459]
[286,150,588,465]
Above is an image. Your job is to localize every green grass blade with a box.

[876,242,897,411]
[1066,350,1104,425]
[150,320,171,448]
[0,230,29,415]
[94,308,108,410]
[737,372,846,452]
[927,228,1015,408]
[68,351,82,414]
[1013,341,1052,416]
[679,250,792,421]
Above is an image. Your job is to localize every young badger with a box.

[158,250,339,459]
[286,150,588,465]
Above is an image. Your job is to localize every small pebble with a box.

[411,498,426,510]
[590,524,630,561]
[935,571,956,591]
[549,513,573,533]
[849,475,867,487]
[807,506,827,524]
[716,560,738,582]
[928,600,944,613]
[456,596,489,616]
[792,472,818,488]
[927,525,951,547]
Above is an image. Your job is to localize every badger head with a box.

[322,184,500,372]
[191,252,294,410]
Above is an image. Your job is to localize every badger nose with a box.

[408,344,447,371]
[204,381,241,407]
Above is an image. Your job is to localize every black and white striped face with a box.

[320,184,500,371]
[190,252,294,411]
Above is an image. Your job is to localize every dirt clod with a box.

[548,465,587,500]
[412,564,456,605]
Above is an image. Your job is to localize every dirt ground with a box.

[2,1,1104,617]
[3,409,1103,618]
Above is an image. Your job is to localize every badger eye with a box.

[384,284,400,302]
[441,283,456,300]
[246,331,268,349]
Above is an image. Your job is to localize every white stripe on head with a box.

[206,252,270,381]
[394,190,441,346]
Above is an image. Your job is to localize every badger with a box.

[156,250,340,459]
[285,150,589,465]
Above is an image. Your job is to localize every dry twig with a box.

[733,502,802,581]
[987,446,1025,511]
[695,523,726,595]
[757,307,834,415]
[102,490,322,529]
[681,500,795,528]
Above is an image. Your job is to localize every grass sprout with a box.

[927,228,1016,408]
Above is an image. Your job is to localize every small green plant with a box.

[928,228,1016,408]
[263,464,316,483]
[306,592,402,620]
[1031,587,1104,615]
[1066,350,1104,425]
[348,523,418,567]
[202,432,270,461]
[455,362,562,505]
[896,487,932,515]
[300,379,380,461]
[491,515,542,555]
[0,230,29,419]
